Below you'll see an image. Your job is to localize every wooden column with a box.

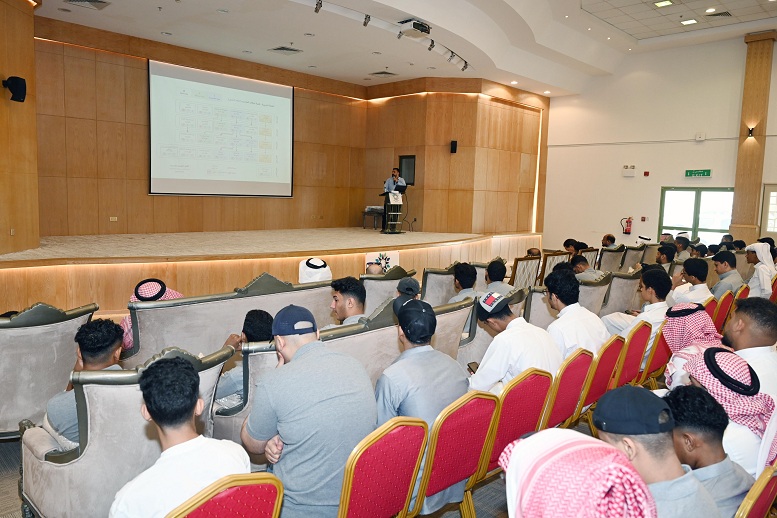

[730,30,777,244]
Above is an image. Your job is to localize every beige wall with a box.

[0,0,39,253]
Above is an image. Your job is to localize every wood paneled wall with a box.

[0,0,39,253]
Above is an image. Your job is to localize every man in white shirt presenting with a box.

[110,357,250,517]
[668,258,714,306]
[544,269,610,359]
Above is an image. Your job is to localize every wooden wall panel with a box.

[34,45,65,116]
[67,177,98,235]
[38,176,68,236]
[65,117,97,178]
[95,61,125,122]
[37,114,66,177]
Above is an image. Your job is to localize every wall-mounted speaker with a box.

[450,140,457,154]
[2,76,26,102]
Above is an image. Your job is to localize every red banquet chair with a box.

[734,464,777,518]
[166,473,283,518]
[409,391,499,518]
[613,321,652,388]
[576,335,625,435]
[636,323,670,390]
[481,369,552,477]
[539,348,594,430]
[703,297,718,322]
[713,290,735,333]
[736,284,750,300]
[337,417,428,518]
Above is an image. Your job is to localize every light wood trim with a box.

[744,30,777,44]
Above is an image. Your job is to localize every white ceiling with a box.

[34,0,777,96]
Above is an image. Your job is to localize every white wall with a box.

[542,37,777,249]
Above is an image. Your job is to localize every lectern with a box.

[380,186,406,234]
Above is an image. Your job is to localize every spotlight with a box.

[461,61,468,71]
[363,14,370,26]
[314,0,322,13]
[448,51,456,62]
[748,127,754,138]
[428,40,435,51]
[2,76,26,102]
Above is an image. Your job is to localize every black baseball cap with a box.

[593,385,675,435]
[396,299,436,343]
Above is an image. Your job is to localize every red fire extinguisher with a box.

[621,217,633,235]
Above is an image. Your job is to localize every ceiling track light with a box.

[428,40,435,51]
[461,61,468,71]
[448,51,456,62]
[314,0,322,13]
[363,14,370,26]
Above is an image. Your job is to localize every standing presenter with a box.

[382,168,406,232]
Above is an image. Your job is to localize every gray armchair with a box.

[579,273,612,315]
[20,345,234,518]
[0,303,97,438]
[599,271,641,317]
[598,244,626,272]
[536,251,571,287]
[420,264,457,307]
[642,243,660,264]
[619,244,646,273]
[523,287,557,330]
[509,256,541,290]
[360,265,416,316]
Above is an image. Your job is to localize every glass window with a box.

[657,187,734,244]
[768,192,777,233]
[662,191,696,228]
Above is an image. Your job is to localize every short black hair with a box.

[331,276,366,306]
[552,262,574,273]
[691,244,707,257]
[675,237,690,250]
[570,255,589,268]
[734,298,777,342]
[642,268,672,299]
[454,263,477,289]
[603,234,616,245]
[663,385,728,443]
[657,245,676,262]
[243,309,273,342]
[722,234,733,242]
[733,240,747,250]
[75,319,124,364]
[140,357,199,428]
[392,167,400,173]
[708,244,721,255]
[545,270,579,306]
[682,258,708,282]
[759,237,776,248]
[712,250,736,268]
[563,239,577,248]
[573,241,589,252]
[486,260,507,282]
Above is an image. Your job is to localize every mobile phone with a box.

[467,362,479,374]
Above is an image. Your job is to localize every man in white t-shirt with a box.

[724,298,777,400]
[110,357,250,518]
[544,269,610,359]
[668,258,713,306]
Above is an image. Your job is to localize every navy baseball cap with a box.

[593,385,675,435]
[271,305,317,336]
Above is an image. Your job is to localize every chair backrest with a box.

[125,274,334,366]
[167,473,284,518]
[537,251,571,286]
[578,273,612,315]
[580,248,599,267]
[539,348,594,429]
[598,271,641,317]
[360,266,417,316]
[509,256,541,290]
[704,257,720,290]
[486,369,552,473]
[771,274,777,303]
[421,264,457,307]
[703,297,718,322]
[615,321,652,388]
[598,245,625,272]
[735,251,755,282]
[642,244,660,265]
[668,260,682,278]
[0,303,97,436]
[523,287,557,330]
[637,325,670,386]
[713,290,735,333]
[410,391,498,517]
[471,257,506,293]
[736,284,750,300]
[338,417,428,518]
[619,244,646,273]
[580,335,626,409]
[734,464,777,518]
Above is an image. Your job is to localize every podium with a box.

[379,189,405,234]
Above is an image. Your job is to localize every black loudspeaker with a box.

[2,76,26,102]
[450,140,458,153]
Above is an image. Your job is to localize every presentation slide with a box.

[149,61,293,197]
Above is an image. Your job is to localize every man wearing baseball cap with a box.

[594,385,720,517]
[375,298,469,514]
[396,276,421,300]
[241,305,377,518]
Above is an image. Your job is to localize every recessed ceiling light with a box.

[544,90,551,94]
[372,51,382,55]
[308,65,317,68]
[705,8,715,12]
[510,81,518,85]
[242,50,252,54]
[681,19,697,25]
[408,62,415,66]
[587,27,591,30]
[58,7,71,11]
[654,0,673,7]
[304,33,315,37]
[607,37,611,40]
[628,48,632,51]
[216,8,229,13]
[565,15,569,18]
[161,32,173,36]
[427,66,436,70]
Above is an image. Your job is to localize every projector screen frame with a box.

[146,60,295,198]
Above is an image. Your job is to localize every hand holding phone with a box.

[467,362,479,374]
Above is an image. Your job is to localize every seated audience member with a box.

[214,309,274,404]
[469,292,562,394]
[570,254,604,281]
[684,347,777,477]
[710,251,744,300]
[602,269,671,366]
[660,233,674,243]
[545,270,610,359]
[690,244,708,258]
[602,233,617,249]
[732,240,747,251]
[375,298,469,514]
[758,237,776,248]
[526,247,541,257]
[365,262,384,275]
[668,258,713,306]
[552,261,574,273]
[573,241,590,255]
[661,303,724,390]
[448,262,481,303]
[119,278,184,351]
[298,257,332,284]
[499,428,656,518]
[563,238,578,254]
[745,243,777,299]
[47,319,124,445]
[110,358,250,518]
[396,276,421,299]
[593,385,720,517]
[650,245,675,273]
[708,244,721,256]
[323,276,366,329]
[724,298,777,399]
[663,386,754,518]
[485,259,513,295]
[241,305,377,518]
[721,234,734,245]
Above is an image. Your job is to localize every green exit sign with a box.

[685,169,711,177]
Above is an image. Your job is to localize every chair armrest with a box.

[22,428,61,461]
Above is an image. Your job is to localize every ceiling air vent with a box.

[369,71,398,77]
[64,0,110,10]
[706,11,732,17]
[268,46,303,56]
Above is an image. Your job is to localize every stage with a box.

[0,228,541,317]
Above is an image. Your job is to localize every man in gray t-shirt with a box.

[241,305,376,518]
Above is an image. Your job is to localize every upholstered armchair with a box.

[578,272,612,315]
[598,271,641,317]
[360,266,417,316]
[420,264,458,307]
